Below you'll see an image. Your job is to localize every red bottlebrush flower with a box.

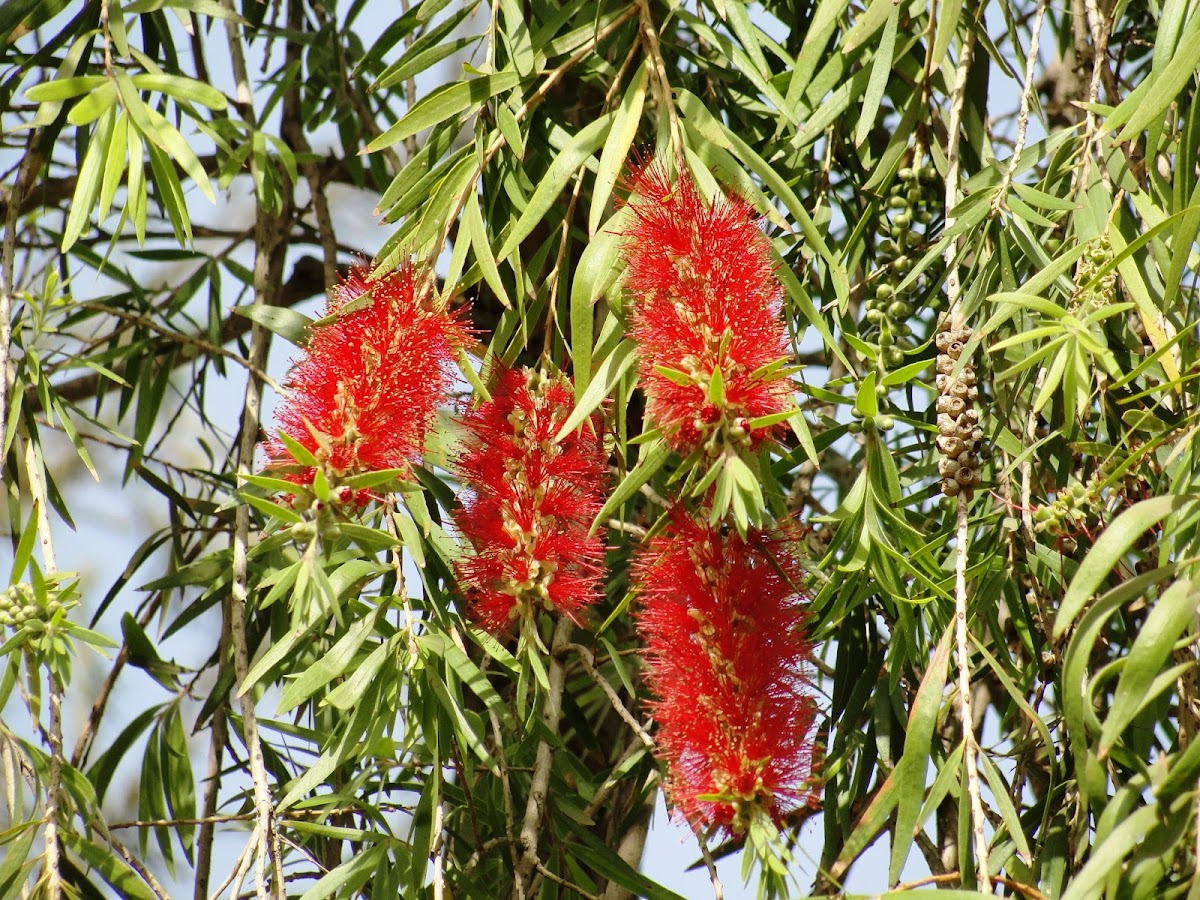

[264,262,469,498]
[622,164,795,454]
[453,368,609,632]
[634,509,819,835]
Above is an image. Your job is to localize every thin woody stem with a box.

[223,0,288,892]
[991,0,1048,216]
[21,440,63,900]
[942,21,990,892]
[637,0,684,172]
[564,643,654,748]
[699,831,726,900]
[517,617,574,893]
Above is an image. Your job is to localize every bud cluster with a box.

[1033,459,1117,538]
[1071,236,1117,312]
[935,325,982,498]
[863,162,941,373]
[633,511,818,835]
[453,367,608,632]
[0,583,71,632]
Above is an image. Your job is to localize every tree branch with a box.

[517,617,574,893]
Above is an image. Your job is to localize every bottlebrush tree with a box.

[3,1,1200,899]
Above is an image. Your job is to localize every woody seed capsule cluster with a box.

[935,325,982,498]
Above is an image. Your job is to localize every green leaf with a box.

[558,819,688,900]
[854,6,898,147]
[278,608,381,713]
[591,439,670,536]
[1098,577,1197,755]
[1054,495,1193,638]
[297,844,387,900]
[556,338,636,440]
[130,73,228,109]
[590,60,647,235]
[24,74,108,102]
[1110,16,1200,143]
[1059,804,1161,900]
[62,106,114,251]
[422,632,514,729]
[66,79,118,127]
[121,612,181,689]
[160,706,196,861]
[324,636,395,711]
[889,623,953,883]
[462,189,510,309]
[232,304,313,346]
[372,35,477,92]
[61,832,158,900]
[496,112,615,263]
[855,370,878,418]
[365,71,522,154]
[570,213,628,394]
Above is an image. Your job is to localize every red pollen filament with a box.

[634,509,819,835]
[264,261,469,501]
[622,163,796,455]
[453,368,608,632]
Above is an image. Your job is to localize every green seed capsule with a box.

[921,165,938,181]
[866,309,885,324]
[886,348,904,366]
[875,283,895,300]
[892,213,911,228]
[847,421,863,434]
[879,239,899,255]
[851,406,863,418]
[898,167,914,181]
[907,188,924,204]
[878,415,895,431]
[894,255,912,273]
[887,301,912,319]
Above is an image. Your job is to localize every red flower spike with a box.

[453,368,609,632]
[622,164,795,454]
[634,509,819,835]
[264,262,470,501]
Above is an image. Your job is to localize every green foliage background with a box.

[3,0,1200,897]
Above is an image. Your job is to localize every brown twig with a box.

[563,642,654,748]
[517,616,574,893]
[636,0,683,172]
[894,870,1048,900]
[991,0,1048,216]
[222,0,290,893]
